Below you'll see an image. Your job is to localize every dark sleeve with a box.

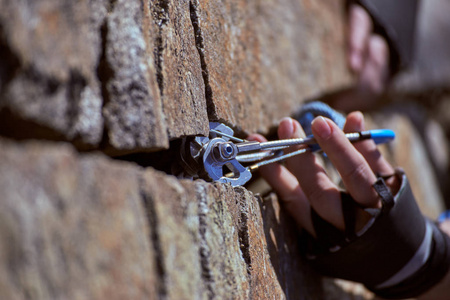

[347,0,421,74]
[303,169,450,299]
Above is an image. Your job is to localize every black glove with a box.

[303,169,450,299]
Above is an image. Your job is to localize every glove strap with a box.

[305,169,450,299]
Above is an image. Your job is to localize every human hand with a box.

[248,112,399,236]
[347,4,390,95]
[249,113,450,298]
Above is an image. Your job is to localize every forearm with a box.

[304,171,450,299]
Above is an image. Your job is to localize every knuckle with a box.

[351,5,372,31]
[368,38,389,70]
[281,186,304,204]
[352,5,369,23]
[344,162,368,183]
[305,185,329,203]
[370,35,389,55]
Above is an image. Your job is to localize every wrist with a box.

[303,169,450,299]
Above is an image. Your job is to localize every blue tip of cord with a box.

[369,129,396,145]
[438,210,450,223]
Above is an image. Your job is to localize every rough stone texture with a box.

[237,188,285,299]
[100,0,169,152]
[194,183,251,299]
[0,0,172,153]
[140,169,208,299]
[0,0,352,152]
[191,0,351,133]
[0,138,156,300]
[0,138,294,299]
[0,0,104,148]
[150,0,209,139]
[259,193,326,300]
[1,138,373,300]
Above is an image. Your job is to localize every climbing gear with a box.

[176,121,395,187]
[438,210,450,223]
[176,102,394,186]
[294,101,347,136]
[304,169,450,299]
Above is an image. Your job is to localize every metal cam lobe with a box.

[202,138,251,186]
[212,142,237,162]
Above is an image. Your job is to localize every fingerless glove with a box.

[303,169,450,299]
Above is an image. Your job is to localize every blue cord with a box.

[294,101,346,136]
[438,210,450,223]
[293,101,395,152]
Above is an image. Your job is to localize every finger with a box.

[348,4,373,73]
[358,35,390,94]
[311,116,380,208]
[278,118,345,231]
[343,111,395,176]
[343,112,400,194]
[246,133,314,233]
[440,220,450,237]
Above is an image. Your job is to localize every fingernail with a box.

[312,116,332,139]
[358,111,365,130]
[246,135,258,142]
[279,117,294,139]
[350,111,365,131]
[291,120,304,138]
[351,52,362,72]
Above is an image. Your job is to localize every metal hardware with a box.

[177,122,395,187]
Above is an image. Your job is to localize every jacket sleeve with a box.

[303,169,450,299]
[347,0,421,74]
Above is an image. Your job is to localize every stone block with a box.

[0,0,104,148]
[0,0,172,153]
[140,169,208,300]
[259,193,325,299]
[0,138,156,300]
[234,188,285,298]
[193,182,251,299]
[150,0,209,139]
[0,0,352,151]
[190,0,351,134]
[100,0,168,153]
[0,136,385,299]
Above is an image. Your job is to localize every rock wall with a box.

[0,0,350,154]
[0,138,339,299]
[0,0,445,299]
